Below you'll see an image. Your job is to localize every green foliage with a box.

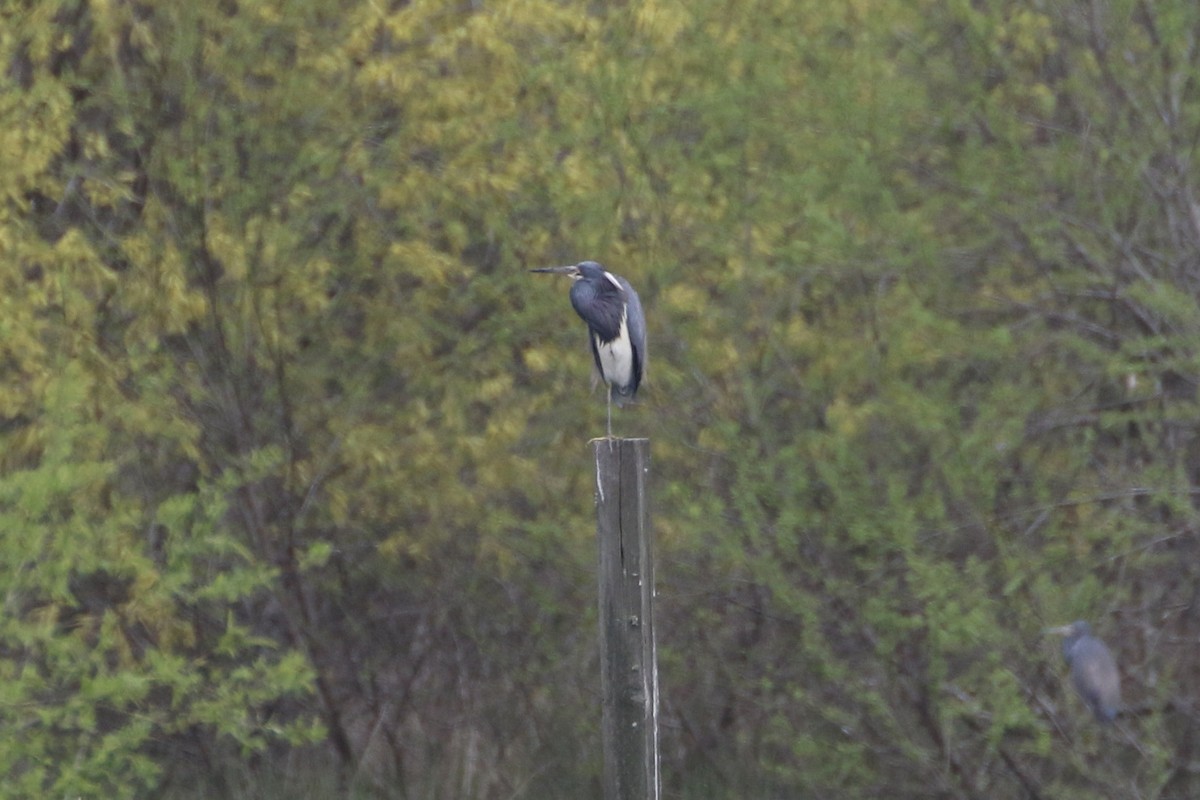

[0,363,318,797]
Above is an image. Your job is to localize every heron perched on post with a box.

[531,261,646,438]
[1046,620,1122,723]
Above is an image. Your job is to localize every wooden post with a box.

[593,438,659,800]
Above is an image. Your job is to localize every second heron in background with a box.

[1047,620,1122,723]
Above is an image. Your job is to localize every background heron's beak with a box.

[1043,624,1072,636]
[530,265,578,275]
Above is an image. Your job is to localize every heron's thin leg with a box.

[606,389,612,438]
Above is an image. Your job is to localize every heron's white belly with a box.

[595,316,633,388]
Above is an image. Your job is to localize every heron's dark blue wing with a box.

[1068,636,1121,722]
[569,277,616,382]
[614,275,646,398]
[568,278,624,341]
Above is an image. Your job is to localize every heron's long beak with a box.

[1043,624,1072,637]
[530,265,578,275]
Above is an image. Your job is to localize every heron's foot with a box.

[588,435,617,445]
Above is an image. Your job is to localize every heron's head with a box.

[1044,621,1091,639]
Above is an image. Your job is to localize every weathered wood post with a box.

[593,437,659,800]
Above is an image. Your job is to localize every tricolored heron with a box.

[1046,620,1121,723]
[531,261,646,437]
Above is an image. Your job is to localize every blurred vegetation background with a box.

[3,0,1200,797]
